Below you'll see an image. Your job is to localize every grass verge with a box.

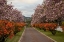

[36,28,64,42]
[6,28,25,42]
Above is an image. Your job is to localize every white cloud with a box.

[19,0,38,4]
[8,0,41,4]
[7,0,43,17]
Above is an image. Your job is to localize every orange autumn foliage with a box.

[18,28,22,31]
[43,23,57,30]
[0,20,25,39]
[16,22,25,27]
[8,31,14,39]
[33,23,58,30]
[0,20,14,38]
[33,24,39,27]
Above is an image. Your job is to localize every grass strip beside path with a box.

[6,28,25,42]
[36,28,64,42]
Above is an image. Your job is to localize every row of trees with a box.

[31,0,64,25]
[31,0,64,35]
[0,0,24,22]
[0,0,25,42]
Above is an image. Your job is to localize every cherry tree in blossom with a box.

[0,0,24,22]
[31,0,64,25]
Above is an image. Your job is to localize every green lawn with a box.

[36,28,64,42]
[6,28,25,42]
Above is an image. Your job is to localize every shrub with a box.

[33,23,58,35]
[0,20,25,42]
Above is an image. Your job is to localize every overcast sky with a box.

[7,0,43,17]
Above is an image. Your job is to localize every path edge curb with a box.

[33,28,57,42]
[18,27,26,42]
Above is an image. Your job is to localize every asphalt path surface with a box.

[20,27,54,42]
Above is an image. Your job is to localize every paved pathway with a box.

[20,27,54,42]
